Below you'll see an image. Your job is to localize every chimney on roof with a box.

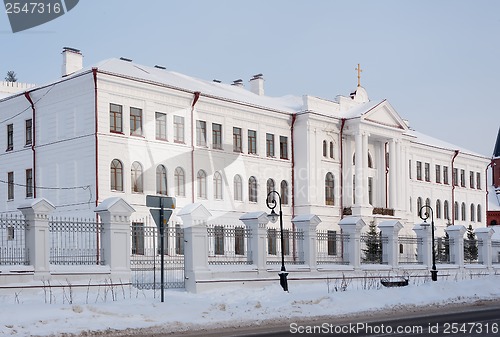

[249,73,264,96]
[231,79,244,88]
[62,47,83,77]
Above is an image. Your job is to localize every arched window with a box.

[322,140,327,157]
[156,165,167,195]
[417,197,423,216]
[234,175,243,201]
[454,201,459,221]
[436,200,441,219]
[248,176,257,202]
[281,180,289,205]
[325,172,335,205]
[267,178,275,203]
[214,171,223,200]
[425,198,431,208]
[477,204,482,222]
[329,142,334,159]
[197,170,207,198]
[110,159,123,191]
[461,202,466,221]
[470,204,475,222]
[131,161,143,193]
[174,167,185,196]
[444,200,450,220]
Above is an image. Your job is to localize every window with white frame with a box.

[156,165,168,195]
[174,116,185,143]
[248,176,257,202]
[155,112,167,140]
[131,161,143,193]
[174,167,185,196]
[214,171,223,199]
[234,175,243,201]
[197,170,207,199]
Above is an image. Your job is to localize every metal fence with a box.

[266,227,304,265]
[493,241,500,264]
[360,234,388,264]
[398,236,422,264]
[316,230,349,264]
[0,214,28,265]
[207,225,252,265]
[130,221,184,289]
[49,217,103,265]
[436,237,451,264]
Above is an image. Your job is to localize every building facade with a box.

[0,49,491,236]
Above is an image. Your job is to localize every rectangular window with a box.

[214,226,224,255]
[268,229,277,255]
[7,172,14,200]
[279,136,288,159]
[235,227,245,256]
[368,177,373,205]
[175,224,184,255]
[435,165,441,183]
[453,168,458,186]
[212,123,222,149]
[409,160,412,179]
[130,107,143,136]
[443,166,449,184]
[25,119,32,146]
[248,130,257,154]
[7,124,13,151]
[109,103,123,133]
[196,120,207,146]
[174,116,185,143]
[470,171,475,189]
[233,127,242,152]
[460,169,465,187]
[131,222,145,255]
[25,169,33,198]
[266,133,275,157]
[327,230,337,256]
[416,161,422,180]
[424,163,430,182]
[477,172,481,190]
[155,112,167,140]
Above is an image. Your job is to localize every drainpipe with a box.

[191,92,201,203]
[24,92,36,198]
[486,160,493,226]
[339,118,346,218]
[93,68,99,206]
[451,150,459,225]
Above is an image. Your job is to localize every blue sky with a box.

[1,0,499,157]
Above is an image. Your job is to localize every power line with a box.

[0,84,56,124]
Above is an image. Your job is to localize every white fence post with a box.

[18,198,55,278]
[413,223,432,267]
[95,197,135,280]
[378,220,403,267]
[178,203,212,293]
[338,216,366,268]
[292,214,321,270]
[240,211,269,272]
[446,225,466,266]
[474,227,493,267]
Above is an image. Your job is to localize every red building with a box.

[488,127,500,226]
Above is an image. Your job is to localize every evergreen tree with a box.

[5,71,17,82]
[464,225,478,262]
[362,221,382,263]
[436,232,450,263]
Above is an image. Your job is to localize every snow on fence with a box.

[316,230,349,265]
[207,224,252,265]
[0,214,28,265]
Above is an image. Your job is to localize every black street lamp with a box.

[266,190,288,292]
[419,205,438,281]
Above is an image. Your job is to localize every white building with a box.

[0,49,490,236]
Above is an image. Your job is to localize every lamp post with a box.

[419,205,438,281]
[266,190,288,291]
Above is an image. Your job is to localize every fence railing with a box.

[316,230,349,265]
[207,225,252,265]
[0,214,28,265]
[266,228,304,265]
[398,236,422,264]
[49,217,103,265]
[492,241,500,264]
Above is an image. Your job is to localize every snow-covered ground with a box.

[1,273,499,337]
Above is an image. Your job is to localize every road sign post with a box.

[146,195,175,303]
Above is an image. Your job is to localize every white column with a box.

[339,216,366,268]
[18,198,55,278]
[475,228,493,267]
[344,138,353,206]
[413,223,432,267]
[362,133,369,206]
[389,140,397,209]
[446,225,466,266]
[240,211,269,271]
[355,132,363,206]
[292,214,321,270]
[395,140,401,210]
[379,220,404,267]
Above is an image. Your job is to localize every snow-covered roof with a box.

[339,99,384,119]
[405,130,485,158]
[93,58,304,113]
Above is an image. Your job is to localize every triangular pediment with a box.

[362,101,408,131]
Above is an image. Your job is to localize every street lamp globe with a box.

[268,209,279,224]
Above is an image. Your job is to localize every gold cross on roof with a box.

[355,63,363,87]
